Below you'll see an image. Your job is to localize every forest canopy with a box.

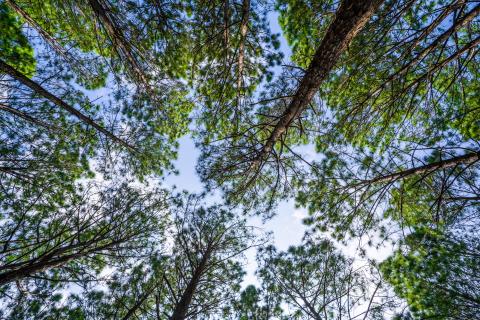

[0,0,479,319]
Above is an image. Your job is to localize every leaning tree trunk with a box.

[0,253,82,286]
[251,0,384,168]
[353,151,480,187]
[0,237,125,286]
[0,59,135,151]
[87,0,147,85]
[237,0,250,93]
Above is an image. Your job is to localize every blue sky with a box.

[164,135,308,286]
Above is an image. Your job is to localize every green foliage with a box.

[28,199,259,320]
[257,238,392,319]
[381,228,480,319]
[227,284,286,320]
[1,0,480,318]
[0,2,35,76]
[0,183,169,319]
[277,0,335,67]
[188,0,282,141]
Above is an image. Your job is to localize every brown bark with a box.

[251,0,384,168]
[0,236,127,286]
[0,59,136,151]
[386,3,480,87]
[0,250,88,286]
[87,0,147,85]
[169,249,211,320]
[355,151,480,187]
[237,0,250,93]
[1,257,68,285]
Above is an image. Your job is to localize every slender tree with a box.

[1,1,193,209]
[197,0,385,206]
[226,284,286,320]
[257,237,397,320]
[0,59,133,150]
[35,196,264,320]
[198,0,480,214]
[0,182,169,318]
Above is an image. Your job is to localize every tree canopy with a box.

[1,0,479,318]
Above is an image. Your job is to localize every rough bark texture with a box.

[0,59,136,151]
[169,249,211,320]
[252,0,384,167]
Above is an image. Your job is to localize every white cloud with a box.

[292,208,308,221]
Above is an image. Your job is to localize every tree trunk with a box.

[354,151,480,187]
[0,239,123,285]
[0,251,85,286]
[0,59,136,151]
[87,0,147,85]
[169,249,211,320]
[252,0,384,168]
[237,0,250,93]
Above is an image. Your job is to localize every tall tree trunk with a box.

[169,249,211,320]
[0,59,136,151]
[237,0,250,93]
[354,151,480,187]
[223,0,230,48]
[87,0,147,85]
[251,0,384,168]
